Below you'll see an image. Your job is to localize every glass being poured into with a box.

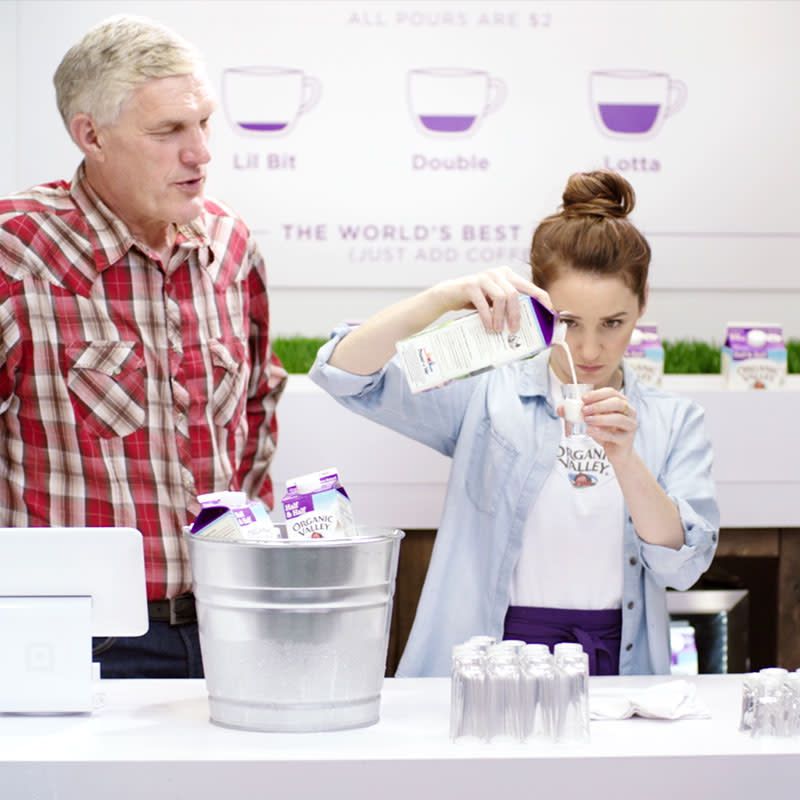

[552,318,591,441]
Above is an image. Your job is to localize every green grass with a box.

[789,340,800,374]
[273,337,327,374]
[662,340,722,374]
[272,336,800,375]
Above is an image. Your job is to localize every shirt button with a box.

[627,601,635,610]
[625,643,633,652]
[712,533,718,542]
[629,556,638,566]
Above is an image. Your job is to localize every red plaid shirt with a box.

[0,166,287,599]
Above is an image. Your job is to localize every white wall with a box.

[0,2,17,196]
[4,0,800,341]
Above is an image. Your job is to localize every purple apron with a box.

[504,605,622,676]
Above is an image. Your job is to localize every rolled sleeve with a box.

[310,324,475,457]
[639,400,720,590]
[310,326,388,398]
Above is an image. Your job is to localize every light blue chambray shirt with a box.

[310,326,720,677]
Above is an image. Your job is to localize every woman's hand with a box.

[580,387,638,466]
[431,266,552,333]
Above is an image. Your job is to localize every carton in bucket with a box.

[624,323,664,388]
[191,491,280,541]
[282,467,355,539]
[184,525,404,732]
[721,322,787,389]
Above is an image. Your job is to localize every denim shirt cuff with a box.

[638,495,716,577]
[310,325,388,397]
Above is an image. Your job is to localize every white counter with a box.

[272,375,796,529]
[1,676,798,800]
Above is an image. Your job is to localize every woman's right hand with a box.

[430,266,552,334]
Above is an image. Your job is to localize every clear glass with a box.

[784,674,800,737]
[752,668,789,738]
[554,648,590,744]
[467,635,497,653]
[519,647,556,742]
[554,642,584,664]
[450,646,487,743]
[495,639,526,654]
[739,673,760,732]
[561,383,593,439]
[486,646,522,743]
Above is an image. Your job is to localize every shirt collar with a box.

[517,351,552,398]
[68,163,213,272]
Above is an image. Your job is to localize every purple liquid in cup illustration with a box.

[223,66,321,137]
[590,69,687,139]
[407,68,506,137]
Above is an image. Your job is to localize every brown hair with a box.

[529,170,650,307]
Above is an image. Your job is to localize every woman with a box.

[310,170,719,677]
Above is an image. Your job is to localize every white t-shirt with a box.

[509,370,625,610]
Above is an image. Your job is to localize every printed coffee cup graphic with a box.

[223,66,321,136]
[407,67,506,137]
[590,69,687,139]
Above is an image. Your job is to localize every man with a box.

[0,16,287,677]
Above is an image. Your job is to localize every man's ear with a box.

[69,113,105,161]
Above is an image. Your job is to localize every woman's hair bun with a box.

[561,169,635,219]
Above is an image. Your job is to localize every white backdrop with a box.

[2,0,799,338]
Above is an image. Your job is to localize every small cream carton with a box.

[624,323,664,388]
[282,467,356,539]
[396,294,559,393]
[190,491,280,541]
[721,322,787,390]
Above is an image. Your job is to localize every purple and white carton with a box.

[721,322,787,390]
[282,467,355,539]
[190,491,280,541]
[624,323,664,387]
[396,294,559,393]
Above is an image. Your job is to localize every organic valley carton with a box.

[721,322,787,390]
[396,294,559,393]
[190,491,280,541]
[624,323,664,388]
[282,467,356,539]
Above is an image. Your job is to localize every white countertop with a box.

[1,675,798,800]
[272,375,797,529]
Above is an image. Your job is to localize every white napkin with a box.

[590,679,711,721]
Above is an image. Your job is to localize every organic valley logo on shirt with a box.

[556,441,615,490]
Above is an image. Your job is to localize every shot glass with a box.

[450,644,487,742]
[739,673,760,732]
[752,668,789,738]
[519,644,556,742]
[486,645,522,743]
[561,384,593,439]
[554,644,590,744]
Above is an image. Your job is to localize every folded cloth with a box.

[590,680,711,721]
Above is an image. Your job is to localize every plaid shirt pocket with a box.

[66,341,146,438]
[208,337,248,428]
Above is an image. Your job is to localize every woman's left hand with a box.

[581,387,638,466]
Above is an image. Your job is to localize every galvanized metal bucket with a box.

[184,526,404,732]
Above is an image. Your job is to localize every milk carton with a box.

[670,622,699,676]
[624,323,664,388]
[721,322,787,390]
[190,491,280,541]
[396,294,560,393]
[282,467,355,539]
